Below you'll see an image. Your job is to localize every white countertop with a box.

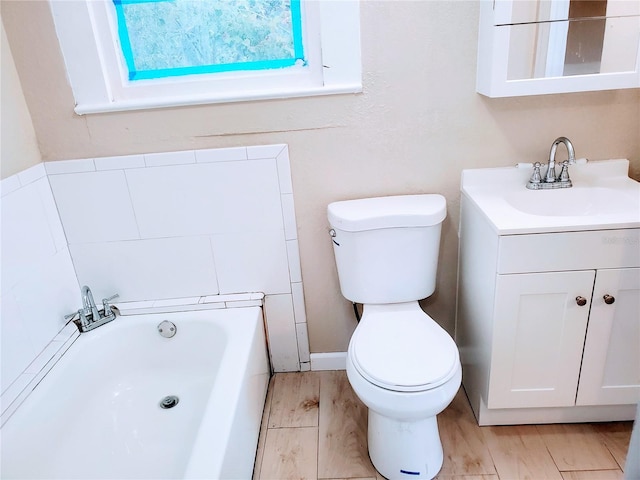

[461,159,640,235]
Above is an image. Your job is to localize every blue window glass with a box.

[112,0,305,81]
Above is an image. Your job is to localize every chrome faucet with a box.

[527,136,575,190]
[65,285,119,333]
[81,285,101,324]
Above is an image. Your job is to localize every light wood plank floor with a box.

[253,371,633,480]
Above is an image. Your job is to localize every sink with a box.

[505,186,633,217]
[461,159,640,234]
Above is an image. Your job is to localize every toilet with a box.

[327,194,462,480]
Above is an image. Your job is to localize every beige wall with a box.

[2,1,639,353]
[1,15,41,178]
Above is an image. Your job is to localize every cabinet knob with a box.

[576,296,587,306]
[603,294,615,305]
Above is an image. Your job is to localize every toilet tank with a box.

[327,194,446,304]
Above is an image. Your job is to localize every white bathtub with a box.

[1,306,270,479]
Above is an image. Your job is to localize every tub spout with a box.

[81,285,101,322]
[66,286,119,333]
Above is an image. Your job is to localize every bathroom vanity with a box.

[456,159,640,425]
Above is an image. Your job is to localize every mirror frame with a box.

[476,0,640,97]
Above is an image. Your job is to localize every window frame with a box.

[49,0,362,114]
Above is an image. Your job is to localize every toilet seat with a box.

[349,305,459,393]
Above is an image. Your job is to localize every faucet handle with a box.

[65,309,89,329]
[102,294,119,304]
[530,162,542,183]
[102,294,119,317]
[559,160,571,184]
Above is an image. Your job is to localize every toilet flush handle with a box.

[329,229,340,246]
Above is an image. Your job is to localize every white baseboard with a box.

[310,352,347,371]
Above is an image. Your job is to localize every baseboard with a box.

[310,352,347,371]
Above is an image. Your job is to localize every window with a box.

[49,0,362,114]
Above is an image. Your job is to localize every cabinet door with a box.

[488,270,595,409]
[576,268,640,406]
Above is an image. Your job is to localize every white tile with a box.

[126,163,217,238]
[0,292,36,393]
[212,230,290,295]
[44,158,95,175]
[276,147,293,194]
[281,193,297,240]
[127,161,283,238]
[49,170,139,244]
[206,293,254,303]
[200,295,228,305]
[95,154,145,171]
[210,159,283,233]
[295,322,311,363]
[286,239,302,283]
[310,352,347,371]
[144,150,195,167]
[247,144,286,160]
[291,282,307,324]
[195,147,247,163]
[1,181,58,292]
[17,163,46,186]
[225,299,262,308]
[1,175,21,197]
[70,236,219,302]
[152,297,201,307]
[53,322,79,342]
[1,373,35,415]
[111,300,156,315]
[12,248,80,355]
[35,178,68,252]
[264,294,300,372]
[300,362,311,372]
[24,340,63,374]
[147,303,220,314]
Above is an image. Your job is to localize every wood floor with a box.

[253,371,633,480]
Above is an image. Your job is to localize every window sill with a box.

[74,82,363,115]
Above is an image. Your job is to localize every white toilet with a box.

[327,194,462,480]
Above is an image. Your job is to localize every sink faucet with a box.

[66,285,119,333]
[527,137,575,190]
[545,136,575,183]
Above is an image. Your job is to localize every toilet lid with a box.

[349,309,459,392]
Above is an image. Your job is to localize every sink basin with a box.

[505,186,633,217]
[461,159,640,234]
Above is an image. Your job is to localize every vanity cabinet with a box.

[457,193,640,425]
[490,267,640,410]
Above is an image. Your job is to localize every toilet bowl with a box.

[327,194,462,480]
[346,302,461,479]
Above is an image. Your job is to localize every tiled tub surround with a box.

[1,164,81,420]
[1,144,309,420]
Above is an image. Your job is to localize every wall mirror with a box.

[477,0,640,97]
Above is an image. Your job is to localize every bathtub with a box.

[1,306,270,479]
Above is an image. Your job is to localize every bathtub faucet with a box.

[65,285,119,333]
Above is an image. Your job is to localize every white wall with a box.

[2,1,639,355]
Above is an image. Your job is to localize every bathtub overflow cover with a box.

[157,320,177,338]
[159,395,179,409]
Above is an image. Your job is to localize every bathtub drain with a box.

[159,395,179,409]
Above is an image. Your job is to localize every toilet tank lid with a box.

[328,194,446,232]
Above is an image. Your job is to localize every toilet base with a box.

[368,410,443,480]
